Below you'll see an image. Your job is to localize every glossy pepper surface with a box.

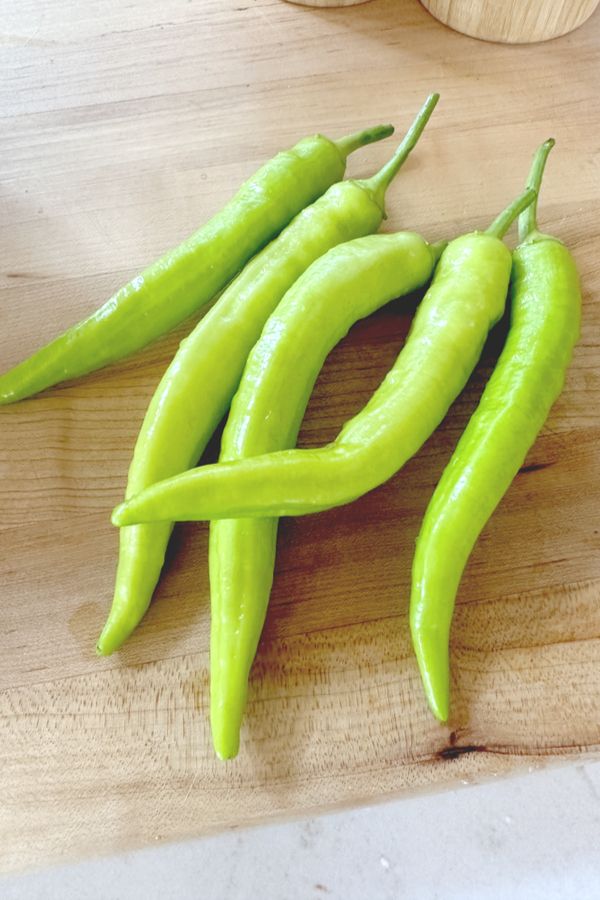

[410,139,581,722]
[112,188,534,528]
[0,123,393,405]
[98,95,440,654]
[210,231,442,759]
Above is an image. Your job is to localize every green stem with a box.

[361,93,440,212]
[518,138,555,243]
[334,123,395,159]
[486,187,537,240]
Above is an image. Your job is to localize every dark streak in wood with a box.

[437,744,487,761]
[519,461,553,474]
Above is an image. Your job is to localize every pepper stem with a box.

[334,123,395,160]
[485,187,537,240]
[518,138,555,243]
[360,93,440,213]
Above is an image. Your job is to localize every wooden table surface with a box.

[1,0,599,874]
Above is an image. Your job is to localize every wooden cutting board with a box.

[1,0,599,874]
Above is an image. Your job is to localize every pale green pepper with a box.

[98,95,440,654]
[112,188,534,528]
[410,139,582,722]
[210,230,443,758]
[0,122,394,405]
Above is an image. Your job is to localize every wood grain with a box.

[1,0,600,874]
[420,0,600,43]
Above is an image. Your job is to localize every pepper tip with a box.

[111,503,127,527]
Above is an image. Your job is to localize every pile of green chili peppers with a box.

[1,93,581,759]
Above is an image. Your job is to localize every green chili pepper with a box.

[0,123,395,405]
[409,139,581,723]
[112,187,534,529]
[210,231,444,759]
[97,94,440,655]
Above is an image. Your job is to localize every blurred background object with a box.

[419,0,600,43]
[285,0,374,7]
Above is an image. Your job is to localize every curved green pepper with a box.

[112,188,534,527]
[98,95,440,655]
[410,139,582,722]
[211,231,442,759]
[0,123,394,405]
